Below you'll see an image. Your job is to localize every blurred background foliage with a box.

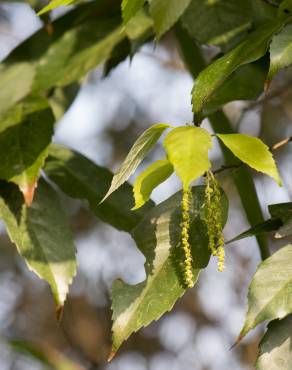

[0,1,291,369]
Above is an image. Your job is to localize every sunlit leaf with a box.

[38,0,75,16]
[240,244,292,338]
[111,186,229,355]
[0,96,54,205]
[133,158,173,210]
[164,126,212,190]
[101,124,169,202]
[269,24,292,80]
[122,0,145,23]
[217,134,282,185]
[256,315,292,370]
[0,179,76,309]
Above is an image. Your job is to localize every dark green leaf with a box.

[192,18,288,121]
[202,60,268,115]
[111,186,228,354]
[226,219,283,244]
[0,96,54,205]
[269,202,292,220]
[44,144,154,232]
[182,0,252,49]
[0,179,76,308]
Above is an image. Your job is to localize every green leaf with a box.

[0,63,35,116]
[176,22,270,260]
[256,315,292,370]
[181,0,252,49]
[202,60,268,115]
[0,179,76,309]
[31,20,126,92]
[192,18,288,120]
[269,24,292,80]
[38,0,75,16]
[163,126,212,190]
[122,0,145,23]
[149,0,192,38]
[0,3,125,111]
[0,96,54,205]
[268,203,292,239]
[279,0,292,15]
[44,144,154,232]
[275,218,292,239]
[111,186,229,354]
[11,339,83,370]
[217,134,282,185]
[101,124,169,202]
[240,244,292,338]
[48,83,80,121]
[133,158,173,210]
[269,202,292,220]
[226,219,283,244]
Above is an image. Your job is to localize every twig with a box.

[271,136,292,151]
[212,164,242,175]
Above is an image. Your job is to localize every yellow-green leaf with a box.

[163,126,212,190]
[38,0,75,16]
[217,133,281,185]
[133,158,173,210]
[122,0,145,23]
[101,123,170,202]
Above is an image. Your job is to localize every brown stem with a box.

[271,136,292,151]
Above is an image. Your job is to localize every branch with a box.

[271,136,292,151]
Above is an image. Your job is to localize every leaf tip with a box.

[20,182,38,207]
[107,350,117,362]
[230,333,244,350]
[264,79,271,94]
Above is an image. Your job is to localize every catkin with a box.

[181,188,194,288]
[204,171,225,272]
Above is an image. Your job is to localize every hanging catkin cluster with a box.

[181,188,194,288]
[204,171,225,272]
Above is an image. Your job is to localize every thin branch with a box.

[271,136,292,151]
[212,164,242,175]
